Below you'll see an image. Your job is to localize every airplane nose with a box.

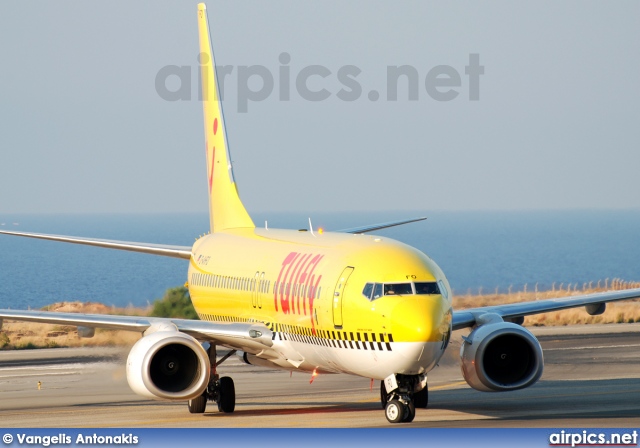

[388,296,450,373]
[391,296,448,343]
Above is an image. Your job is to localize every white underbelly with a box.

[268,334,445,379]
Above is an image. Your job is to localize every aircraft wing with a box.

[0,230,192,260]
[0,309,273,353]
[336,217,426,234]
[452,287,640,331]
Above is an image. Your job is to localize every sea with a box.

[1,210,639,310]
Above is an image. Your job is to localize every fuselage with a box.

[187,228,453,380]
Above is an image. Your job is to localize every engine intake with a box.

[126,331,210,400]
[460,322,543,392]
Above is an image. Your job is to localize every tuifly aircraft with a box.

[1,3,639,424]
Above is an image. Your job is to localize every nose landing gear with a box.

[380,374,428,423]
[384,398,415,423]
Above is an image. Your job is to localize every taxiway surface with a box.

[1,323,639,427]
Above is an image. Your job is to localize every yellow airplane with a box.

[2,3,640,424]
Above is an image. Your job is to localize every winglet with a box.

[197,3,254,233]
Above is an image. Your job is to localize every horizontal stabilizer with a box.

[0,230,192,260]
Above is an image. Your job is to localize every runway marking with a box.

[0,363,106,371]
[545,343,640,351]
[430,381,468,391]
[0,372,81,379]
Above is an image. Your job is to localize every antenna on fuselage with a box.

[265,220,268,230]
[308,217,315,237]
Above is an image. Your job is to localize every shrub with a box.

[150,286,198,319]
[0,332,10,349]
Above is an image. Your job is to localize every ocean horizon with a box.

[1,209,639,310]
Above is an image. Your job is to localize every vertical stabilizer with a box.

[197,3,254,233]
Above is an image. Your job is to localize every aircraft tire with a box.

[401,401,415,423]
[380,381,389,409]
[188,394,207,414]
[414,384,428,408]
[384,400,404,424]
[217,376,235,413]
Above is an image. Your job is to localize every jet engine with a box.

[126,330,210,400]
[460,321,543,392]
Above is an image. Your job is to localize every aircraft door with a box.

[252,271,259,308]
[332,266,354,328]
[258,272,265,309]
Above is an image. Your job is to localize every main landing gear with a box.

[380,374,429,424]
[188,344,237,414]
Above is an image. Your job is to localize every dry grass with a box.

[40,301,150,317]
[1,301,146,350]
[454,278,640,326]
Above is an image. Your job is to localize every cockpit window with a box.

[373,283,383,300]
[437,280,448,298]
[415,282,441,295]
[384,283,413,295]
[362,283,374,300]
[362,281,441,301]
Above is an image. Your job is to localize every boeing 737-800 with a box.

[1,4,640,424]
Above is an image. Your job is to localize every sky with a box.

[0,1,638,215]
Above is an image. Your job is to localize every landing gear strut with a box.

[380,374,428,423]
[187,344,236,414]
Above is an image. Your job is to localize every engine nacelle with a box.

[126,331,210,400]
[460,322,543,392]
